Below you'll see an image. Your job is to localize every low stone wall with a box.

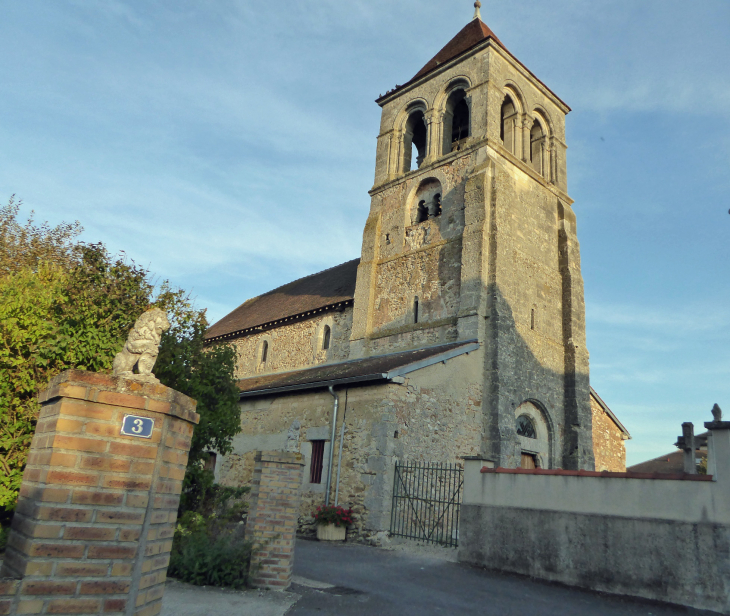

[0,370,198,616]
[459,424,730,614]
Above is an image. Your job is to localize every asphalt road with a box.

[289,539,720,616]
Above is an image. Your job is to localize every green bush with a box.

[169,483,254,589]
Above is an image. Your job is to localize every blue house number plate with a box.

[120,415,154,438]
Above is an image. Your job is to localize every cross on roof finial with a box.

[473,0,482,21]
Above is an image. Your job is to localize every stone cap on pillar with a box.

[39,369,199,424]
[705,404,729,431]
[255,451,305,466]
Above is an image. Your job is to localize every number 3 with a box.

[132,419,144,433]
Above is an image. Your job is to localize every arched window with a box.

[530,119,545,176]
[322,325,331,351]
[403,110,427,172]
[501,96,518,155]
[416,200,428,223]
[442,89,470,154]
[260,340,268,364]
[516,415,537,439]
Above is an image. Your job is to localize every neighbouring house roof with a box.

[205,258,360,343]
[238,340,479,398]
[590,387,631,439]
[628,432,708,474]
[376,19,569,111]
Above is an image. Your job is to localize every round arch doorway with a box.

[515,401,550,469]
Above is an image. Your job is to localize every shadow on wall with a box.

[477,281,593,472]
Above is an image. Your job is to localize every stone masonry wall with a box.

[0,370,198,616]
[591,395,627,472]
[218,351,483,539]
[230,308,352,379]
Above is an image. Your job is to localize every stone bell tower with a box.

[350,3,594,470]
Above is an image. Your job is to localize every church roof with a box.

[238,340,479,398]
[205,258,360,342]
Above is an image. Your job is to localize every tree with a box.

[0,195,81,276]
[0,243,152,510]
[155,305,241,513]
[0,197,240,512]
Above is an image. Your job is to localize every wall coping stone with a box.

[480,467,714,481]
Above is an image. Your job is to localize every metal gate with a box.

[389,461,463,547]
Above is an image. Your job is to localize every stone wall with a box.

[218,351,483,539]
[459,427,730,615]
[229,308,352,379]
[591,395,627,472]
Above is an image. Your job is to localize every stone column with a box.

[0,369,198,616]
[521,116,531,163]
[676,422,697,474]
[244,452,304,591]
[705,404,729,482]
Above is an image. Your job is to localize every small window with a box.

[261,340,268,364]
[310,440,325,483]
[413,297,419,324]
[322,325,331,350]
[530,308,535,330]
[516,415,537,439]
[203,452,217,473]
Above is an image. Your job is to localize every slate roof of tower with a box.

[205,258,360,341]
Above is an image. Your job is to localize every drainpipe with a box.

[334,393,347,506]
[325,386,338,506]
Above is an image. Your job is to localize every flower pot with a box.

[316,523,347,541]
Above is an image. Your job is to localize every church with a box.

[205,3,630,538]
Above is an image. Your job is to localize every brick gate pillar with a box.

[244,451,304,591]
[0,369,198,616]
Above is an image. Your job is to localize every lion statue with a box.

[112,308,170,382]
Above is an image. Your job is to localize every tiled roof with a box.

[411,19,507,82]
[377,19,569,111]
[480,467,713,481]
[205,259,360,342]
[238,340,479,397]
[627,445,708,475]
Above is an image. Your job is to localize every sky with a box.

[1,0,728,466]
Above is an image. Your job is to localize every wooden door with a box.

[520,453,537,469]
